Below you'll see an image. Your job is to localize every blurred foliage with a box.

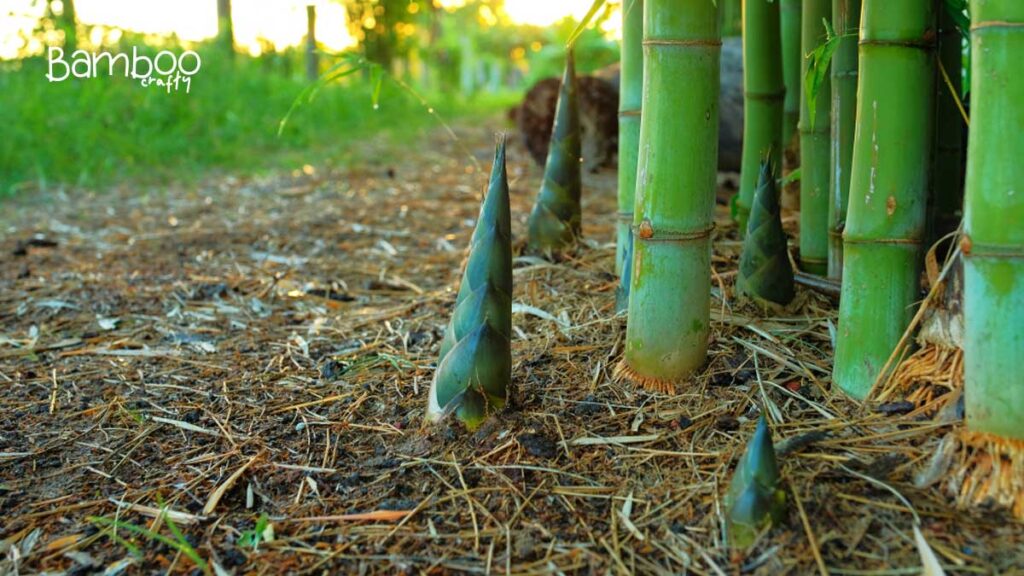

[1,0,622,194]
[0,32,512,194]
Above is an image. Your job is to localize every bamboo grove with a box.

[425,0,1022,522]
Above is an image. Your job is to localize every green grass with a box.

[0,43,517,196]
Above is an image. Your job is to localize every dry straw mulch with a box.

[2,122,1022,574]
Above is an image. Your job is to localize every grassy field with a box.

[0,44,517,196]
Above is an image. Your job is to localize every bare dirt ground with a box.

[1,121,1022,574]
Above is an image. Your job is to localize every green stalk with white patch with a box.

[616,0,644,312]
[835,0,936,399]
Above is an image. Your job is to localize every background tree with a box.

[217,0,234,57]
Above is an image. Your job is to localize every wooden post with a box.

[306,5,319,81]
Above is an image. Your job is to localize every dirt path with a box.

[1,122,1020,574]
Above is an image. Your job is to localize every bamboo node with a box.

[631,223,715,243]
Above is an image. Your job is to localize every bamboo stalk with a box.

[963,0,1024,440]
[798,0,832,275]
[834,0,936,399]
[721,0,743,37]
[615,0,644,312]
[780,0,802,149]
[826,0,861,279]
[527,51,582,256]
[618,0,719,392]
[736,0,784,236]
[929,6,965,244]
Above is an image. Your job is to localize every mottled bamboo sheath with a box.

[798,0,832,275]
[527,52,582,254]
[621,0,719,391]
[963,0,1024,439]
[930,6,965,243]
[827,0,861,279]
[736,0,784,235]
[780,0,802,148]
[835,0,936,399]
[616,0,644,312]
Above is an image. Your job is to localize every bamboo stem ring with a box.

[642,39,722,47]
[632,223,715,243]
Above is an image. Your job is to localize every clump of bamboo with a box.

[827,0,861,279]
[617,0,719,394]
[426,139,512,430]
[736,0,784,235]
[725,417,785,547]
[798,0,832,275]
[615,0,644,312]
[737,158,795,307]
[527,50,582,256]
[955,0,1024,519]
[835,0,936,399]
[780,0,801,148]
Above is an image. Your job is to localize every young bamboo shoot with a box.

[427,140,512,429]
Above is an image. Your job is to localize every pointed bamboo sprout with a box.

[725,417,785,548]
[835,0,936,399]
[427,139,512,430]
[736,0,784,236]
[780,0,802,149]
[527,51,582,256]
[826,0,861,279]
[738,159,795,307]
[618,0,719,393]
[963,0,1024,444]
[616,0,644,312]
[929,6,965,243]
[798,0,832,275]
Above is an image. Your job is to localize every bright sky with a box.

[1,0,615,59]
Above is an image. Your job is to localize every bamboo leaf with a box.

[803,18,839,131]
[942,0,969,40]
[566,0,607,48]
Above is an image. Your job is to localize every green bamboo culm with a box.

[617,0,719,394]
[835,0,936,399]
[798,0,832,275]
[615,0,644,312]
[527,50,582,256]
[826,0,861,279]
[929,5,966,244]
[738,158,795,307]
[963,0,1024,441]
[736,0,784,236]
[724,417,785,548]
[721,0,743,37]
[426,139,512,430]
[780,0,802,149]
